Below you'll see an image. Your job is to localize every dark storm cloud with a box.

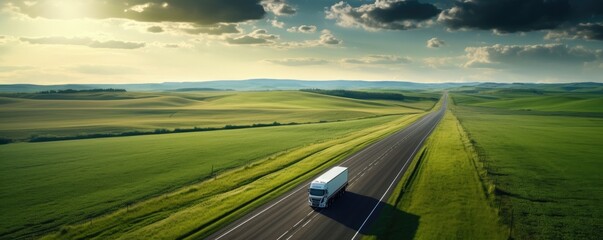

[546,22,603,41]
[439,0,570,32]
[368,0,440,23]
[8,0,267,25]
[21,37,145,49]
[326,0,440,30]
[438,0,603,33]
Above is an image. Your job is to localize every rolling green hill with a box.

[0,91,437,141]
[0,115,411,239]
[0,90,438,239]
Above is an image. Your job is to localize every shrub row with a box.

[36,88,127,94]
[301,89,407,101]
[26,121,295,143]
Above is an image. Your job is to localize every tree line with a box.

[24,121,294,143]
[36,88,127,94]
[301,89,407,101]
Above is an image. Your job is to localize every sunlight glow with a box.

[41,0,92,19]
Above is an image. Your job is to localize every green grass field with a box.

[365,108,507,240]
[457,92,603,113]
[0,90,437,239]
[0,91,435,140]
[0,115,412,238]
[451,92,603,239]
[38,114,423,240]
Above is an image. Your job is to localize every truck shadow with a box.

[316,191,419,239]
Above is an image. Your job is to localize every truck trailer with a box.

[308,166,348,208]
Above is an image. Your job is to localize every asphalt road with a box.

[207,96,447,240]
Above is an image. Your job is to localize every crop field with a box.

[366,108,507,240]
[451,91,603,239]
[0,90,436,239]
[0,91,436,140]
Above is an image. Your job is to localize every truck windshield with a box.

[309,188,325,196]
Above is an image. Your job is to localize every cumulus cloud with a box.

[20,36,145,49]
[7,0,267,25]
[265,58,328,66]
[182,23,240,35]
[464,43,602,68]
[342,55,411,64]
[226,29,278,45]
[270,19,285,28]
[545,22,603,41]
[326,0,440,31]
[319,30,342,45]
[426,37,445,48]
[147,26,164,33]
[438,0,603,33]
[287,25,317,33]
[262,0,296,16]
[277,29,343,48]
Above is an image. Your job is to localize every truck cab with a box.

[308,182,328,208]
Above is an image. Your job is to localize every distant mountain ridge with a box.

[0,79,601,92]
[0,79,476,92]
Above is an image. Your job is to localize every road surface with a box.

[207,96,447,240]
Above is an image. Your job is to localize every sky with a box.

[0,0,602,84]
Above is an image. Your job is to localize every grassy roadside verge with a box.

[365,108,507,239]
[39,113,425,239]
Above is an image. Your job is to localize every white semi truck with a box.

[308,166,348,208]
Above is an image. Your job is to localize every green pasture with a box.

[451,93,603,239]
[452,92,603,113]
[0,91,435,140]
[366,109,506,240]
[34,114,423,239]
[0,113,420,239]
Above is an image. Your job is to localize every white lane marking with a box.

[277,211,316,240]
[214,112,440,240]
[301,218,313,228]
[350,112,443,240]
[214,184,308,240]
[347,117,427,186]
[276,121,426,238]
[277,231,289,240]
[286,211,321,240]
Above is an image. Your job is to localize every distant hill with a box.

[450,82,603,94]
[1,80,601,93]
[0,79,477,92]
